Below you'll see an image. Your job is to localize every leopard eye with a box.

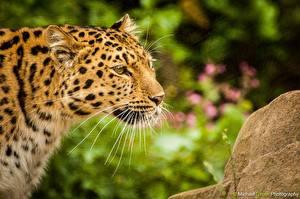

[112,65,126,75]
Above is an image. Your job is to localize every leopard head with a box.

[45,14,165,127]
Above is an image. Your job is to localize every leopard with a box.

[0,14,165,199]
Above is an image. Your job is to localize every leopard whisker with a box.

[112,110,128,138]
[143,114,148,155]
[128,112,138,166]
[105,109,131,165]
[162,108,172,123]
[161,103,172,112]
[160,109,170,129]
[112,112,135,176]
[161,106,174,121]
[143,109,157,136]
[162,101,173,109]
[112,129,129,176]
[68,107,123,154]
[143,18,151,47]
[148,45,162,54]
[145,34,173,52]
[70,103,127,136]
[138,112,143,150]
[89,107,127,152]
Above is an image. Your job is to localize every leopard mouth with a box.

[112,106,160,126]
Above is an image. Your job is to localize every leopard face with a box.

[46,15,164,126]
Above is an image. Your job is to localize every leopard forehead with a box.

[67,25,148,60]
[61,25,153,77]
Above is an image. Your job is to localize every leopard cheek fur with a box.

[0,14,164,198]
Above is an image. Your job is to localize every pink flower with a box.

[168,112,186,129]
[186,92,202,105]
[204,63,216,75]
[240,62,256,77]
[186,113,197,128]
[198,72,207,82]
[174,112,186,122]
[220,84,241,102]
[204,102,218,119]
[217,64,226,74]
[250,79,260,88]
[227,88,241,102]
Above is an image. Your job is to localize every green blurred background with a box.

[1,0,299,198]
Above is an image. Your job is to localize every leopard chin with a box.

[112,106,162,127]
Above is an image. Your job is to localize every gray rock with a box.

[169,91,300,199]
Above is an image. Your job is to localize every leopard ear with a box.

[111,14,137,35]
[45,25,80,70]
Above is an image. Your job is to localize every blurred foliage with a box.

[0,0,299,198]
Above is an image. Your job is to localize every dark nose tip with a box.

[149,93,165,105]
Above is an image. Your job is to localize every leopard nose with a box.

[149,93,165,105]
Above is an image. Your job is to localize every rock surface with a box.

[169,91,300,199]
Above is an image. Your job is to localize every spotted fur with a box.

[0,14,164,198]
